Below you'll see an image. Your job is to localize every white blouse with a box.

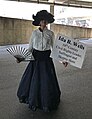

[28,27,55,52]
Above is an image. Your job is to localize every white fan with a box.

[6,46,34,61]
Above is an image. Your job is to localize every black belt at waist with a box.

[32,49,52,61]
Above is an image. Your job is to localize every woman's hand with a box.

[62,62,68,67]
[16,59,21,63]
[16,58,24,63]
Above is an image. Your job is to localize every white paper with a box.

[51,34,87,68]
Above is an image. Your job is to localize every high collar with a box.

[38,27,48,32]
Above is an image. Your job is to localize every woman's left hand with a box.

[62,62,68,67]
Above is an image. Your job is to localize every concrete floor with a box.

[0,45,92,119]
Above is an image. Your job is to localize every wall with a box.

[0,17,92,45]
[51,23,92,39]
[0,17,37,45]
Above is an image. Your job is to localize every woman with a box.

[17,10,68,112]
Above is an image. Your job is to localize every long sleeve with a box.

[51,32,55,50]
[28,31,34,52]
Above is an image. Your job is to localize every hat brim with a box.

[32,10,54,26]
[32,18,54,26]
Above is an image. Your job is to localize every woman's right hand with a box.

[16,59,21,63]
[16,58,24,63]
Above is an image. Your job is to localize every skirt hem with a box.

[18,97,61,112]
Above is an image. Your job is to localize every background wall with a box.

[0,17,92,45]
[51,24,92,39]
[0,17,36,45]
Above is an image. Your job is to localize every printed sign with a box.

[51,34,87,68]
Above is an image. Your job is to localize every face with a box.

[39,20,48,27]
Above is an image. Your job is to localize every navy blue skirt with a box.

[17,49,61,112]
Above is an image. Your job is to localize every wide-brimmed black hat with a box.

[32,10,55,26]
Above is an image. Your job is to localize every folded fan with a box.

[6,46,34,61]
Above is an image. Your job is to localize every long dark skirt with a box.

[17,49,61,112]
